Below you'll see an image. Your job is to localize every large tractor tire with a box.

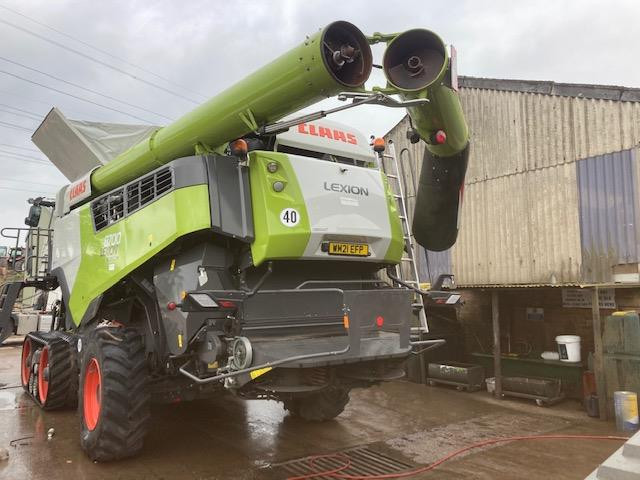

[78,327,150,462]
[284,386,350,421]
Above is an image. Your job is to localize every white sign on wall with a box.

[562,288,616,309]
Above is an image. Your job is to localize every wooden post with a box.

[492,290,502,398]
[591,286,607,420]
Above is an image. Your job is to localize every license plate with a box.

[328,242,369,257]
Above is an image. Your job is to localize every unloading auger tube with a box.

[89,23,469,252]
[89,21,373,193]
[374,29,470,251]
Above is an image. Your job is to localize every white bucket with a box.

[614,391,639,432]
[555,335,581,362]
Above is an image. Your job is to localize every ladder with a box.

[378,141,428,333]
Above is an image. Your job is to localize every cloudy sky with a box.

[0,0,639,233]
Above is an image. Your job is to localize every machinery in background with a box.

[0,197,59,343]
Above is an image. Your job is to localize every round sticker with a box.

[280,208,300,227]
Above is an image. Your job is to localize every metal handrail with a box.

[1,227,53,277]
[178,338,445,385]
[295,279,392,289]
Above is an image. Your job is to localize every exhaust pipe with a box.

[382,30,469,251]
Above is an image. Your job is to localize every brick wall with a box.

[456,287,640,363]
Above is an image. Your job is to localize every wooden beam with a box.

[492,290,502,398]
[591,286,607,420]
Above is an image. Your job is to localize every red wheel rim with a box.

[83,358,101,431]
[20,338,32,387]
[38,346,50,403]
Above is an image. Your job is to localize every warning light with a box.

[230,138,248,157]
[372,137,385,152]
[218,300,237,309]
[433,130,447,145]
[167,302,177,311]
[343,314,350,329]
[376,315,384,327]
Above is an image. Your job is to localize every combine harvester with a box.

[0,22,469,460]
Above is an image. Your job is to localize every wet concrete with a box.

[0,343,623,479]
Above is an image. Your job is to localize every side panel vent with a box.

[92,167,174,231]
[92,189,124,231]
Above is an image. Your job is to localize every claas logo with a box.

[297,123,358,145]
[68,179,87,201]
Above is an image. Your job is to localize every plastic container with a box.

[555,335,581,362]
[614,391,639,432]
[486,377,495,393]
[541,351,560,361]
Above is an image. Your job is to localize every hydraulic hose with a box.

[286,434,628,480]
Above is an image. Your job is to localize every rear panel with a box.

[249,151,403,265]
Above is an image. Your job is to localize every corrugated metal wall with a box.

[385,81,640,286]
[578,149,640,282]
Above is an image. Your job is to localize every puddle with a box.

[385,413,570,464]
[0,390,18,411]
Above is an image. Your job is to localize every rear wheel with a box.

[284,386,350,421]
[78,327,150,461]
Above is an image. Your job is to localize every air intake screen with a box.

[92,167,173,231]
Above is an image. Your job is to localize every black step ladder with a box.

[0,282,24,343]
[378,141,428,333]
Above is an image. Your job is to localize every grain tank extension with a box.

[4,21,469,461]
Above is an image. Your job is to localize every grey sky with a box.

[0,0,639,234]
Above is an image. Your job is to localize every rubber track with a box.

[284,387,350,421]
[40,337,77,410]
[22,333,77,410]
[80,327,150,461]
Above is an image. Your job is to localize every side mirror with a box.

[25,205,42,227]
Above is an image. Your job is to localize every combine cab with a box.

[11,21,469,461]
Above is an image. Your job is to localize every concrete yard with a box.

[0,341,624,480]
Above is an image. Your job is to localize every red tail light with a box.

[434,130,447,145]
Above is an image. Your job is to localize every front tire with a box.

[284,386,350,421]
[79,327,150,461]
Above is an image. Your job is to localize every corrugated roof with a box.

[384,77,640,288]
[459,76,640,102]
[460,87,640,182]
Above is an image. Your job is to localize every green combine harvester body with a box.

[1,21,470,461]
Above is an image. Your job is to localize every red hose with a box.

[286,434,628,480]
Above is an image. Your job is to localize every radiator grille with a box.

[91,167,173,231]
